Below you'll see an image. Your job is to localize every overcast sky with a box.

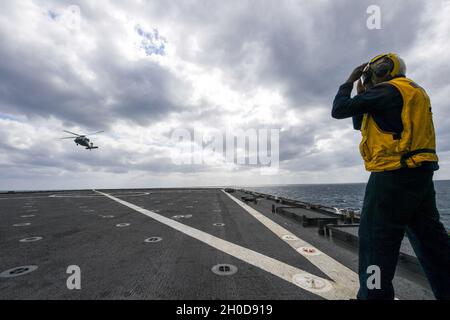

[1,0,449,190]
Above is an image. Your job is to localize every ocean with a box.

[245,180,450,230]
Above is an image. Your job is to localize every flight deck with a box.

[0,188,434,300]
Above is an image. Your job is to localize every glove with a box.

[346,62,368,84]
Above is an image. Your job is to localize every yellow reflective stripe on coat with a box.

[359,77,438,172]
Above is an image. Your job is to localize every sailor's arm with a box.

[332,82,402,119]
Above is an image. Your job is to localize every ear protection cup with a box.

[372,60,393,78]
[366,53,406,84]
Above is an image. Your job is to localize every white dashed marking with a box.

[19,237,43,242]
[116,223,130,227]
[13,223,31,227]
[213,223,225,227]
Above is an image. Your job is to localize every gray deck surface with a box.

[281,207,338,219]
[0,189,434,299]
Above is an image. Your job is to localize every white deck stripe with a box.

[222,190,359,298]
[96,190,355,300]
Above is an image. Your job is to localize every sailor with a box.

[332,53,450,299]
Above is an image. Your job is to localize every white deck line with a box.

[222,190,359,298]
[97,190,356,300]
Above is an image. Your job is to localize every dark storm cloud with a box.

[135,0,449,173]
[0,5,187,130]
[278,126,318,161]
[1,0,449,188]
[88,57,188,127]
[0,46,103,128]
[153,0,428,107]
[0,0,436,125]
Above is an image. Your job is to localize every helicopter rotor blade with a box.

[63,130,82,136]
[61,137,76,139]
[86,130,104,136]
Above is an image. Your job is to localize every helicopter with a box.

[61,130,104,150]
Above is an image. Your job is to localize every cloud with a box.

[0,0,190,129]
[0,0,449,189]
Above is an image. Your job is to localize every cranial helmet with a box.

[362,53,406,86]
